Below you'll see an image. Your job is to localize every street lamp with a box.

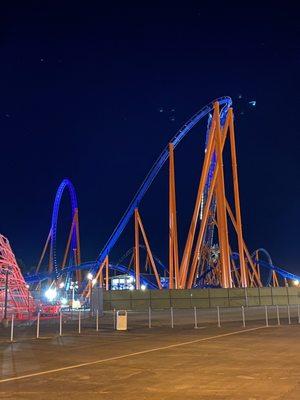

[70,281,78,307]
[25,284,30,322]
[87,273,94,314]
[2,268,10,327]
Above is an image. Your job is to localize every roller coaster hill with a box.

[1,97,300,319]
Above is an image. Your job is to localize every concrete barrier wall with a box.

[103,287,300,311]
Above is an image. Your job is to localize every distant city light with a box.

[293,279,299,286]
[92,278,97,285]
[59,282,65,289]
[45,288,57,301]
[87,273,93,280]
[61,297,68,305]
[141,284,147,291]
[129,285,134,291]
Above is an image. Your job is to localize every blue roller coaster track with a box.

[50,178,78,277]
[91,96,232,275]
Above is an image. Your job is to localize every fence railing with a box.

[1,304,300,343]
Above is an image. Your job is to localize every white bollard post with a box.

[36,312,40,338]
[244,288,248,307]
[148,307,152,329]
[287,305,291,325]
[171,307,174,328]
[241,306,246,328]
[217,306,221,328]
[10,314,14,342]
[59,310,63,336]
[96,309,99,332]
[265,305,269,327]
[194,306,198,329]
[276,305,280,326]
[78,310,81,334]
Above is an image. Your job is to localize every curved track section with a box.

[50,178,78,276]
[92,96,232,274]
[26,261,157,289]
[252,248,273,286]
[115,245,167,274]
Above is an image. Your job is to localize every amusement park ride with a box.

[1,96,300,318]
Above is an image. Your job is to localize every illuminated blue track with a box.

[91,97,232,275]
[50,178,78,277]
[25,257,300,288]
[26,262,157,289]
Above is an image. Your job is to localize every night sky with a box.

[1,3,299,275]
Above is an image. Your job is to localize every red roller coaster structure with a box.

[0,234,35,319]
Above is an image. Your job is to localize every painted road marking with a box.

[0,326,267,384]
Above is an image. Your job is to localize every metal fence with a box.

[1,304,300,343]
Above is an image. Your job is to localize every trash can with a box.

[116,310,127,331]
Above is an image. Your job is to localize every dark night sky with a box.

[1,3,299,275]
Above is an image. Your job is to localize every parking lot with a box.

[0,307,300,399]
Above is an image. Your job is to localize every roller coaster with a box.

[1,96,300,316]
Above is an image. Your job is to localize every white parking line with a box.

[0,326,267,384]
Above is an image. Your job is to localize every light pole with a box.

[2,269,10,327]
[25,284,30,323]
[70,281,78,308]
[87,273,93,315]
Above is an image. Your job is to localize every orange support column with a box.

[134,208,141,289]
[36,229,51,274]
[105,256,109,290]
[136,210,162,289]
[226,201,262,286]
[99,268,103,287]
[187,169,218,288]
[228,109,248,287]
[169,143,179,289]
[214,102,232,288]
[179,119,217,288]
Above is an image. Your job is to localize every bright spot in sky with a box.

[249,100,256,107]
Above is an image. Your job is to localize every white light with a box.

[129,285,134,291]
[61,297,68,305]
[129,276,134,283]
[92,278,97,285]
[141,284,146,291]
[45,288,57,301]
[59,282,65,289]
[87,273,93,280]
[72,299,81,309]
[293,279,299,286]
[25,284,29,289]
